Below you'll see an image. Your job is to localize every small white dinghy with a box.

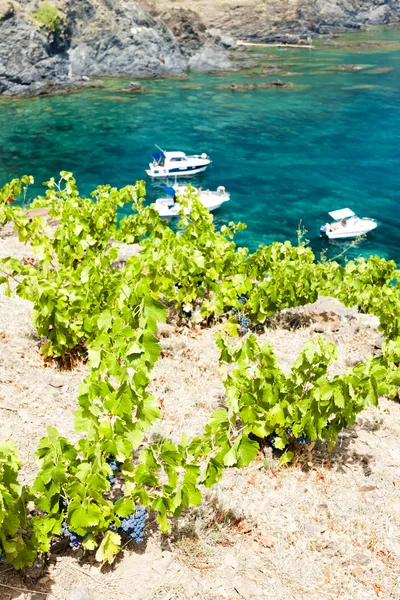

[153,185,230,220]
[320,208,377,239]
[146,146,211,178]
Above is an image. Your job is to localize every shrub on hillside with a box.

[34,2,64,32]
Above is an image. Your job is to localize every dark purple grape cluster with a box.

[59,497,69,512]
[61,521,87,550]
[229,295,250,334]
[294,435,310,445]
[239,315,250,335]
[106,456,122,486]
[266,428,310,450]
[120,505,147,543]
[0,540,5,562]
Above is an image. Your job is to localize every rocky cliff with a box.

[0,0,235,97]
[1,0,400,97]
[161,0,400,42]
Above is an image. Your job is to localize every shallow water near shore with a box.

[1,27,400,261]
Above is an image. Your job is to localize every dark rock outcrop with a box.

[162,9,233,71]
[0,0,235,97]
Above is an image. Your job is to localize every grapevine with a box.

[0,172,398,569]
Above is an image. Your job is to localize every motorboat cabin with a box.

[146,149,211,178]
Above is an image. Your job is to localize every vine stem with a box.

[325,235,366,263]
[228,423,247,446]
[0,268,21,284]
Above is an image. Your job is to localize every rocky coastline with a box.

[162,0,400,44]
[0,0,235,98]
[1,0,399,98]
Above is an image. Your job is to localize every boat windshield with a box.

[152,152,165,166]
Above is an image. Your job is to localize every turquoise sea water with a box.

[1,28,400,261]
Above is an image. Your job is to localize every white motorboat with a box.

[320,208,377,239]
[146,146,211,178]
[153,185,229,219]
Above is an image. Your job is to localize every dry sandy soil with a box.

[0,229,400,600]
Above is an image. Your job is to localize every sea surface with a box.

[1,27,400,261]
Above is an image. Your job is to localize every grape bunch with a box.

[239,315,250,335]
[59,497,69,512]
[120,505,147,543]
[294,435,310,445]
[230,295,250,334]
[266,433,277,449]
[61,521,87,550]
[0,540,5,562]
[106,456,122,486]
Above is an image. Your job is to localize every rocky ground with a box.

[0,229,400,600]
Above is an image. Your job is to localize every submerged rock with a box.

[255,70,302,77]
[324,39,340,46]
[331,64,366,71]
[270,79,288,87]
[230,52,284,60]
[1,79,103,98]
[122,81,147,93]
[245,68,282,77]
[367,67,394,74]
[218,79,300,91]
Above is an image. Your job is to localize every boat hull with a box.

[146,164,209,178]
[321,219,377,239]
[153,191,230,219]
